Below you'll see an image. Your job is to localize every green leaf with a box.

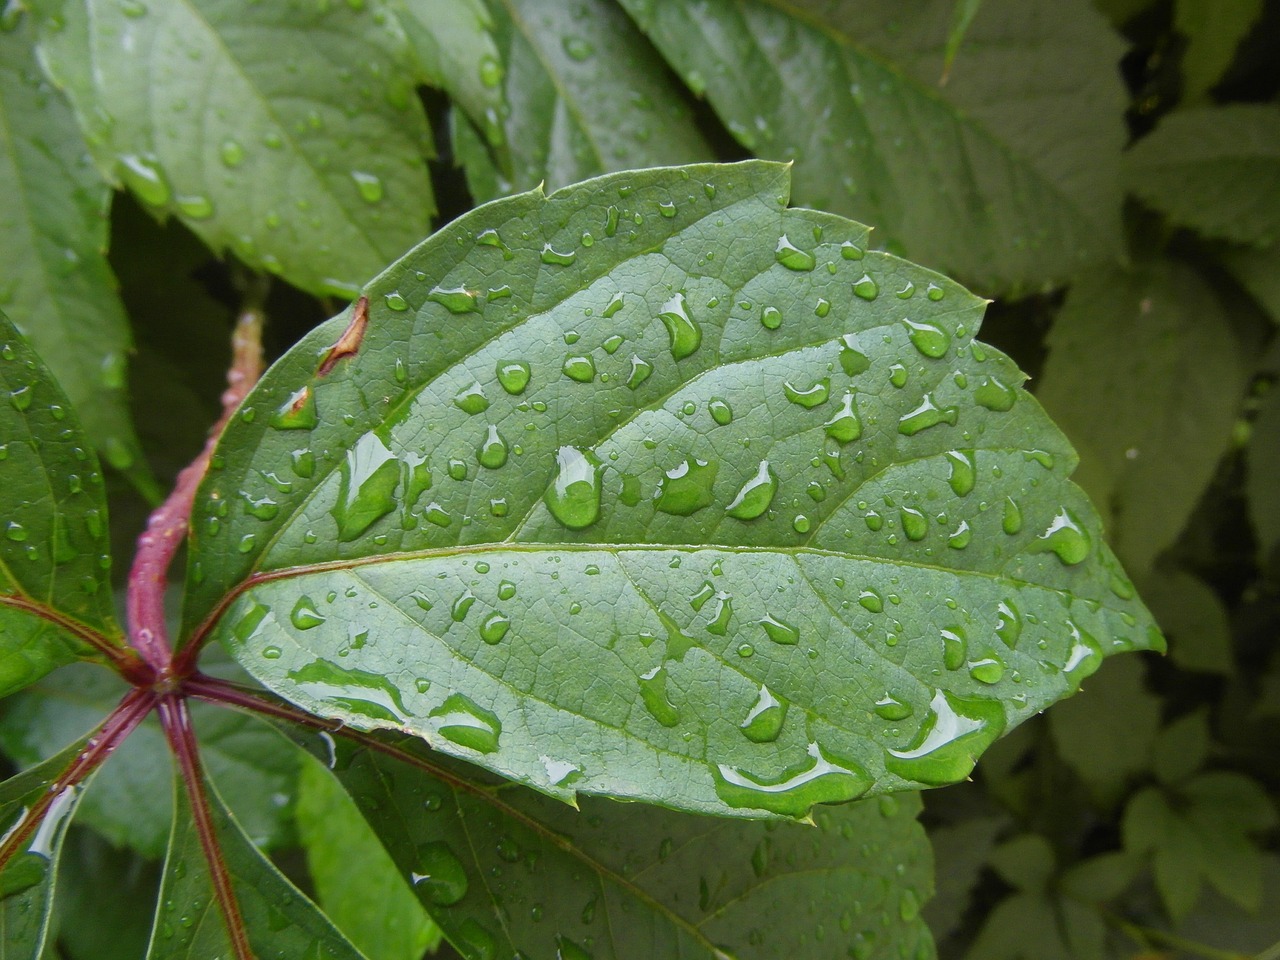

[1152,709,1210,786]
[190,160,1161,818]
[1249,384,1280,560]
[146,771,362,960]
[34,0,435,299]
[391,0,506,150]
[284,727,935,960]
[454,0,714,201]
[0,737,90,960]
[943,0,985,79]
[922,815,1004,941]
[1221,243,1280,325]
[0,14,146,479]
[1036,260,1248,575]
[617,0,1127,292]
[295,757,441,960]
[1175,0,1264,102]
[1139,570,1234,676]
[0,663,298,859]
[988,834,1055,893]
[964,892,1106,960]
[52,828,161,960]
[0,312,124,697]
[1125,105,1280,247]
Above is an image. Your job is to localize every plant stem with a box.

[126,306,263,675]
[0,688,153,871]
[157,694,254,960]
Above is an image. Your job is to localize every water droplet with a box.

[975,376,1016,411]
[740,685,788,742]
[350,170,383,203]
[784,378,829,409]
[761,305,783,329]
[477,425,508,469]
[475,228,513,259]
[658,293,701,360]
[898,393,958,435]
[479,55,502,88]
[5,521,27,541]
[889,363,909,388]
[271,386,317,429]
[995,600,1022,649]
[948,520,971,549]
[448,458,468,482]
[562,355,596,382]
[658,200,678,218]
[899,508,927,541]
[119,154,171,206]
[9,385,32,411]
[874,694,912,721]
[291,449,315,478]
[626,355,653,390]
[241,493,278,521]
[927,283,945,301]
[709,397,733,425]
[902,319,951,358]
[839,334,871,376]
[430,693,501,753]
[852,274,878,300]
[546,446,603,529]
[945,450,975,496]
[1037,508,1092,565]
[639,665,680,727]
[220,138,245,167]
[410,841,469,905]
[497,580,517,601]
[713,742,870,816]
[332,435,399,541]
[840,240,864,260]
[290,596,326,630]
[824,391,862,443]
[858,589,883,613]
[793,514,811,533]
[941,627,967,670]
[384,291,409,312]
[237,533,257,553]
[428,285,480,314]
[1002,497,1022,535]
[725,460,776,520]
[968,656,1005,684]
[759,614,799,645]
[496,360,530,395]
[480,612,510,644]
[884,690,1005,785]
[1063,622,1104,684]
[449,381,488,416]
[176,195,213,219]
[556,935,593,960]
[655,458,717,516]
[540,244,576,266]
[451,591,477,623]
[775,235,815,271]
[815,297,831,318]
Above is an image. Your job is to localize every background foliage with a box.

[1,0,1278,957]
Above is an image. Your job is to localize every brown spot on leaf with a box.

[317,296,369,376]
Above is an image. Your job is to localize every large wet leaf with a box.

[34,0,435,299]
[190,160,1161,819]
[282,726,935,960]
[0,311,123,698]
[0,16,144,477]
[616,0,1127,292]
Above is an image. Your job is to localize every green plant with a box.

[1,1,1277,959]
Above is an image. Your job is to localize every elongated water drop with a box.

[945,450,975,496]
[725,460,776,520]
[884,690,1005,786]
[545,446,603,529]
[759,614,799,645]
[430,694,502,753]
[824,392,862,443]
[1037,508,1092,564]
[713,742,870,816]
[784,378,829,409]
[639,665,680,727]
[477,425,508,469]
[975,375,1016,411]
[740,685,788,743]
[902,319,951,358]
[658,294,701,360]
[332,435,399,541]
[496,360,530,395]
[428,285,480,314]
[898,393,958,435]
[655,458,717,516]
[775,235,815,271]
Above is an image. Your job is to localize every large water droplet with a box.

[545,446,603,529]
[874,693,913,721]
[759,613,799,645]
[740,685,788,742]
[639,665,681,727]
[119,154,171,206]
[713,742,870,816]
[291,596,326,630]
[775,235,815,271]
[480,611,510,644]
[995,600,1022,648]
[852,274,878,300]
[839,334,870,376]
[350,170,383,203]
[968,655,1005,684]
[945,450,975,496]
[658,294,701,360]
[626,354,653,390]
[453,381,489,414]
[784,378,830,409]
[824,391,862,443]
[1002,497,1022,535]
[562,354,596,382]
[430,693,501,753]
[902,319,951,358]
[941,627,967,670]
[332,435,399,541]
[428,285,480,314]
[477,425,508,469]
[975,376,1016,411]
[540,244,576,266]
[1037,508,1092,565]
[725,460,776,520]
[709,397,733,425]
[655,458,717,516]
[496,360,530,395]
[410,841,469,905]
[884,690,1005,785]
[475,228,513,260]
[899,507,928,541]
[898,394,958,435]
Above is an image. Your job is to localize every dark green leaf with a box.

[0,14,145,477]
[1175,0,1265,102]
[988,834,1055,893]
[1221,243,1280,325]
[146,771,361,960]
[922,815,1004,941]
[1152,710,1210,787]
[190,161,1160,818]
[1036,260,1248,575]
[1139,571,1234,676]
[1125,105,1280,247]
[295,757,441,960]
[618,0,1127,292]
[286,728,935,960]
[965,892,1105,960]
[0,312,124,698]
[0,663,297,859]
[455,0,714,200]
[943,0,985,78]
[52,827,161,960]
[1249,384,1280,559]
[0,737,89,960]
[35,0,435,299]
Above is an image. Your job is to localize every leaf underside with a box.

[189,160,1162,820]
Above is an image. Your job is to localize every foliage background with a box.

[1,0,1278,957]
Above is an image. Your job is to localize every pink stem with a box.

[157,695,254,960]
[126,308,264,675]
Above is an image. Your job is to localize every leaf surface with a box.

[617,0,1127,292]
[1036,260,1248,574]
[0,738,89,960]
[145,771,361,960]
[35,0,435,298]
[1125,105,1280,247]
[453,0,714,201]
[1249,382,1280,559]
[284,727,935,960]
[0,312,123,698]
[0,16,144,476]
[1174,0,1264,101]
[191,161,1161,818]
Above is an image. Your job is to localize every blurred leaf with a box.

[1059,851,1139,903]
[1036,260,1248,575]
[0,663,298,858]
[1249,383,1280,559]
[923,815,1005,941]
[189,161,1160,817]
[1152,710,1210,786]
[1140,570,1234,676]
[1175,0,1264,101]
[53,827,160,960]
[943,0,985,80]
[1221,243,1280,325]
[965,891,1106,960]
[989,834,1055,893]
[295,757,441,960]
[0,312,125,697]
[0,14,146,478]
[1125,104,1280,247]
[1049,656,1161,805]
[35,0,435,298]
[455,0,714,200]
[1175,854,1280,954]
[618,0,1128,292]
